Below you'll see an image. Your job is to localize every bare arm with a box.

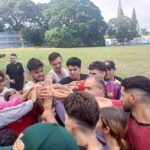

[5,74,15,83]
[23,72,28,83]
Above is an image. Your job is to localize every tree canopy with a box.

[0,0,107,47]
[44,0,107,47]
[0,0,48,46]
[107,15,139,45]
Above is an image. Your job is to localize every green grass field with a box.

[0,45,150,78]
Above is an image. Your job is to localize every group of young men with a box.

[0,52,150,150]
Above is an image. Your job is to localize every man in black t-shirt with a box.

[6,54,27,91]
[59,57,88,85]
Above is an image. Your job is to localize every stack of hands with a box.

[26,82,74,123]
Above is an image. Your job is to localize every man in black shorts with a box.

[6,54,27,91]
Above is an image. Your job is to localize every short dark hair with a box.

[64,91,100,130]
[27,58,44,71]
[0,71,4,81]
[121,76,150,95]
[66,57,81,68]
[0,129,18,146]
[48,52,62,62]
[88,61,107,72]
[10,53,17,57]
[104,60,116,70]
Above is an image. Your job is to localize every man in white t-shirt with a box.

[24,58,45,90]
[47,52,69,83]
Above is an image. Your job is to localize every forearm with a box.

[5,74,11,81]
[0,96,22,110]
[23,73,28,82]
[0,100,33,128]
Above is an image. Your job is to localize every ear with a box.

[103,126,110,135]
[103,71,106,77]
[29,71,32,76]
[69,118,77,132]
[130,93,137,104]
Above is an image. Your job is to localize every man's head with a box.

[88,61,107,79]
[27,58,44,82]
[48,52,63,73]
[121,76,150,112]
[0,71,5,93]
[10,54,17,64]
[104,60,116,80]
[84,76,105,97]
[0,129,17,146]
[66,57,81,80]
[64,91,100,133]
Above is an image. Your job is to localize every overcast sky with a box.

[32,0,150,29]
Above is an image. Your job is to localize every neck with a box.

[54,69,62,74]
[76,75,81,81]
[73,129,102,150]
[132,103,150,124]
[105,135,120,150]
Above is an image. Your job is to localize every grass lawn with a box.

[0,45,150,78]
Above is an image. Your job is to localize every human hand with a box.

[41,108,57,123]
[52,86,73,99]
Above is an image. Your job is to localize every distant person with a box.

[6,54,27,91]
[59,57,88,85]
[47,52,69,83]
[104,60,122,84]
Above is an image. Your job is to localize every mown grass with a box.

[0,45,150,78]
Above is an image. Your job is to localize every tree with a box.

[0,0,48,46]
[44,0,107,47]
[107,16,138,44]
[140,28,150,36]
[131,8,139,37]
[0,19,5,32]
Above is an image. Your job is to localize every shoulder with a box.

[80,74,88,80]
[115,76,122,82]
[23,81,35,90]
[6,63,11,67]
[17,62,23,66]
[59,77,71,85]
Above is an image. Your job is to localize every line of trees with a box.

[0,0,107,47]
[0,0,140,47]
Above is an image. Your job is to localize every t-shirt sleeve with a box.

[20,64,25,73]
